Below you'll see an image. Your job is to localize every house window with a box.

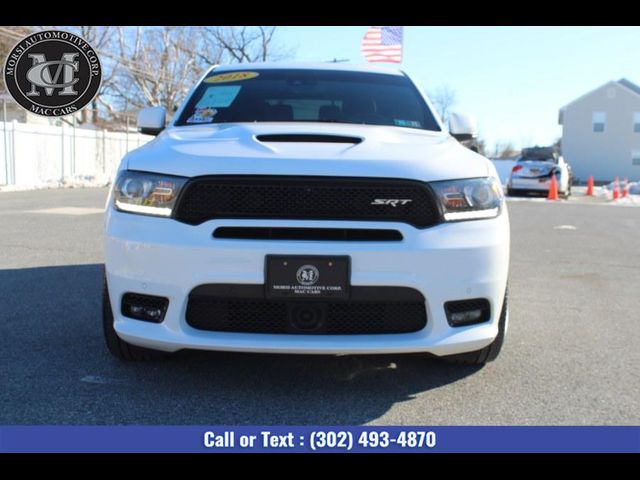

[593,112,606,132]
[633,150,640,166]
[634,113,640,133]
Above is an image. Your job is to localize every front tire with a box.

[441,288,508,365]
[103,276,166,361]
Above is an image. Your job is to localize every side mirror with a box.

[137,106,167,136]
[449,112,478,142]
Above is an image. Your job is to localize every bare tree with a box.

[112,26,202,113]
[202,26,278,64]
[112,26,286,117]
[56,26,117,124]
[429,85,457,124]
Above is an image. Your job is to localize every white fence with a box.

[0,121,154,187]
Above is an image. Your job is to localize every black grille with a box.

[186,285,427,335]
[174,176,441,228]
[213,227,402,241]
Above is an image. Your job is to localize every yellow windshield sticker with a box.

[204,71,259,84]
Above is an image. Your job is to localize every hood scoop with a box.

[256,133,362,144]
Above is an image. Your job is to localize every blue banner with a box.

[0,426,638,453]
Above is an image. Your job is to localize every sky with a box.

[277,26,640,154]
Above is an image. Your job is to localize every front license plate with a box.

[266,255,350,300]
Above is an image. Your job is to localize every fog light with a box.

[445,298,491,327]
[121,293,169,323]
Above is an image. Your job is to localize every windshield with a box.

[175,69,441,131]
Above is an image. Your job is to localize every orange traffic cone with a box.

[622,178,628,198]
[586,176,594,196]
[547,174,559,201]
[613,177,620,200]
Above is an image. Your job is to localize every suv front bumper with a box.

[105,208,510,356]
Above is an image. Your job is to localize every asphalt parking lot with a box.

[1,187,639,425]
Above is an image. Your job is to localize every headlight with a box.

[113,171,187,217]
[430,177,504,221]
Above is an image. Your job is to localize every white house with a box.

[559,78,640,182]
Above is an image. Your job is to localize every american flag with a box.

[361,26,403,63]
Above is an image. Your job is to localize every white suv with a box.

[103,63,510,365]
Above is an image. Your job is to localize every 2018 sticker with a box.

[186,107,218,123]
[204,71,259,84]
